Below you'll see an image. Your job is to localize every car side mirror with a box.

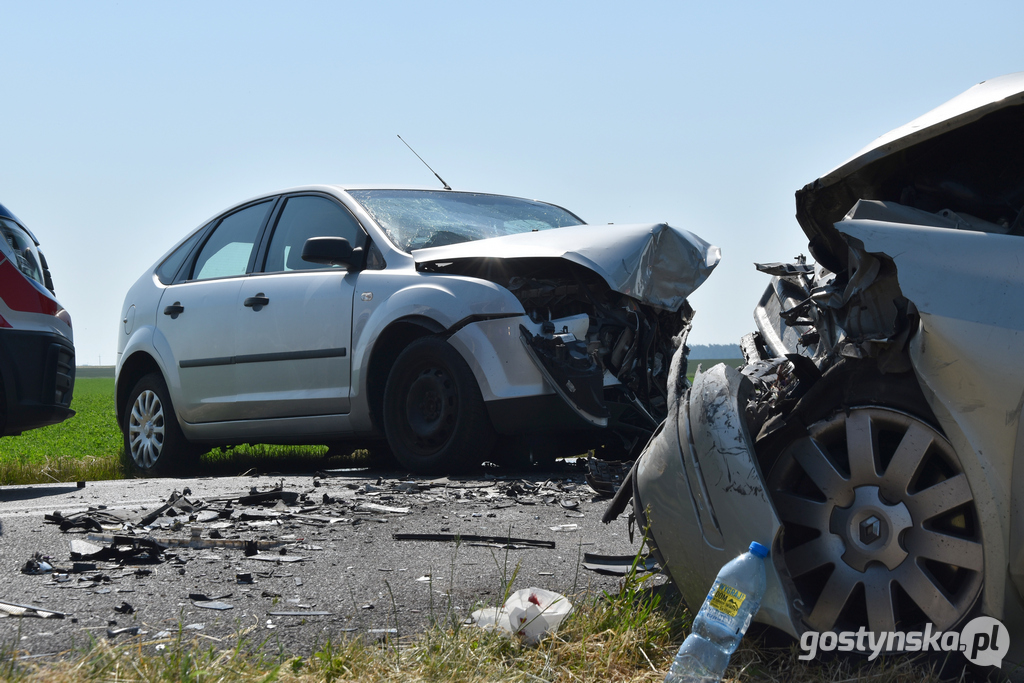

[301,237,363,269]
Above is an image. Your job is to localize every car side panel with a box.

[233,270,355,419]
[155,278,242,423]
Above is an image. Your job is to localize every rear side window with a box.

[192,201,272,281]
[0,218,45,287]
[263,196,365,273]
[155,229,205,285]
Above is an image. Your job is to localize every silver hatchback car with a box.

[116,187,719,475]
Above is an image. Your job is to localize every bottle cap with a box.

[749,541,769,558]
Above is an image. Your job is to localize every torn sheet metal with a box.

[83,533,288,553]
[247,553,307,563]
[415,222,720,311]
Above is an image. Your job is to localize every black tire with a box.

[382,336,496,474]
[123,373,197,476]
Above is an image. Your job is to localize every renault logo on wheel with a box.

[860,515,882,545]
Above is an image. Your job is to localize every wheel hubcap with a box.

[829,485,912,572]
[128,389,165,468]
[768,406,983,636]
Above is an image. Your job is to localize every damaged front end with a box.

[417,222,720,456]
[625,74,1024,654]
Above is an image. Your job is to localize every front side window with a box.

[192,201,272,281]
[347,190,584,253]
[0,218,45,286]
[264,196,365,273]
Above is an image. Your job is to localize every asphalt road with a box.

[0,463,648,657]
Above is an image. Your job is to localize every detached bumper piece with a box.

[632,362,801,639]
[0,329,75,435]
[520,324,609,427]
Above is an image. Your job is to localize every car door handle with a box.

[163,302,184,318]
[244,294,270,310]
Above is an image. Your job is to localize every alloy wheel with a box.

[768,406,983,635]
[128,389,166,469]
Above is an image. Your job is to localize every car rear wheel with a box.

[383,336,496,474]
[767,405,983,637]
[124,373,197,476]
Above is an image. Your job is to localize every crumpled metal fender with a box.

[346,270,527,431]
[839,220,1019,619]
[635,360,800,637]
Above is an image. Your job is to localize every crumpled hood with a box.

[796,72,1024,271]
[413,222,720,311]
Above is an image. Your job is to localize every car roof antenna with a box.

[397,135,452,191]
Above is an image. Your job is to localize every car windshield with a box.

[347,190,584,253]
[0,218,45,287]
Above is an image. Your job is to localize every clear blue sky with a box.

[2,1,1021,366]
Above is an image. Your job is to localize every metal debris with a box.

[393,533,555,549]
[21,553,55,575]
[20,470,618,649]
[581,553,660,576]
[247,553,306,563]
[584,457,630,497]
[106,626,143,638]
[0,599,65,619]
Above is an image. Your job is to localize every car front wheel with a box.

[767,405,983,637]
[123,373,197,476]
[383,336,496,474]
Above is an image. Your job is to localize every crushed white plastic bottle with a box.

[664,541,769,683]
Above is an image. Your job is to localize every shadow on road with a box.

[0,485,82,503]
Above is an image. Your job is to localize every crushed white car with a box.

[116,188,718,474]
[618,73,1024,669]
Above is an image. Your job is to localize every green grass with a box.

[0,378,122,484]
[0,377,366,484]
[0,378,121,462]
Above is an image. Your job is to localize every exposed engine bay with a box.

[420,257,695,452]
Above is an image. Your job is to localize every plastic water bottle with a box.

[665,541,769,683]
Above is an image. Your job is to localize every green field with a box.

[685,357,743,378]
[0,378,120,463]
[0,361,746,485]
[0,377,355,484]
